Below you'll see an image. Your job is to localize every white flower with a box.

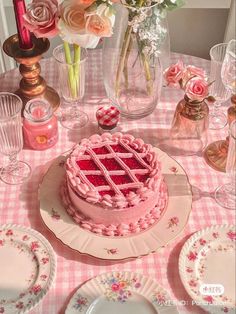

[58,19,100,48]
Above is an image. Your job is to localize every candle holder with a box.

[3,34,60,111]
[204,95,236,172]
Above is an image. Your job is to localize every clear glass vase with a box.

[102,3,168,119]
[53,44,88,130]
[170,97,209,156]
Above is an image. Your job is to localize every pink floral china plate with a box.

[179,225,236,314]
[65,271,179,314]
[0,224,56,314]
[39,148,192,260]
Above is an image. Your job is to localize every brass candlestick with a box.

[3,34,60,111]
[204,95,236,172]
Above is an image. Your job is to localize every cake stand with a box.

[39,148,192,260]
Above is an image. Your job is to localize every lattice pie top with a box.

[66,133,162,209]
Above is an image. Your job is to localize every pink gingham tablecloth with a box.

[0,51,235,314]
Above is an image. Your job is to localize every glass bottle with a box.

[170,96,209,155]
[23,99,58,150]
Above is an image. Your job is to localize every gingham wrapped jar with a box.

[96,105,120,134]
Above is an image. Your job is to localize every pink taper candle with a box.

[13,0,33,49]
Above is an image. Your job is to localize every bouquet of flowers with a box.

[23,0,115,97]
[114,0,185,97]
[164,61,214,103]
[164,61,214,155]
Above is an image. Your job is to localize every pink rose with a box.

[185,77,209,102]
[23,0,59,38]
[164,61,184,87]
[182,65,206,87]
[111,283,120,291]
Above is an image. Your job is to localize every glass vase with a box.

[102,3,168,119]
[53,44,88,130]
[170,97,209,156]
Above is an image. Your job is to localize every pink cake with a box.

[61,132,168,236]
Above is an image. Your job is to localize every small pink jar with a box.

[23,99,58,150]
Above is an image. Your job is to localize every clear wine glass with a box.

[53,44,89,130]
[209,43,231,129]
[221,39,236,95]
[0,93,31,184]
[215,120,236,209]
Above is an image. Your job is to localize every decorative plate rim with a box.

[39,147,192,260]
[0,223,57,314]
[179,224,236,312]
[65,271,179,314]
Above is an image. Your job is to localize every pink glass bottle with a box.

[23,99,58,150]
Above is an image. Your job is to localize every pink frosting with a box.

[61,180,168,237]
[65,132,163,210]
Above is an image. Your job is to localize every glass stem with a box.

[9,154,18,172]
[70,100,78,117]
[213,101,221,116]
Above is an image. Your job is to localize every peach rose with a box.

[73,0,96,8]
[185,77,209,102]
[182,65,206,87]
[58,1,101,48]
[23,0,58,38]
[59,2,86,34]
[164,61,184,87]
[85,4,114,37]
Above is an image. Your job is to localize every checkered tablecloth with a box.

[0,50,235,314]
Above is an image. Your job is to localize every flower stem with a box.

[63,41,77,98]
[73,44,81,96]
[115,25,132,96]
[124,35,133,89]
[141,51,153,95]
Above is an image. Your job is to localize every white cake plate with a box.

[65,271,179,314]
[39,148,192,260]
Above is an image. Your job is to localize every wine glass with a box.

[215,120,236,209]
[0,93,31,184]
[221,39,236,95]
[209,43,231,129]
[53,44,89,130]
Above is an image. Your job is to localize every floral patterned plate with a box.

[0,224,56,314]
[39,147,192,260]
[65,271,179,314]
[179,225,236,314]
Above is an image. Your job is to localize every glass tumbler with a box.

[0,93,31,184]
[215,120,236,209]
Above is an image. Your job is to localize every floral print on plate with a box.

[66,271,179,314]
[180,225,236,314]
[0,224,56,314]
